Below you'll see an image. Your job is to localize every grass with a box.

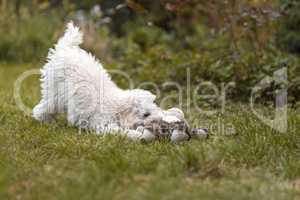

[0,63,300,200]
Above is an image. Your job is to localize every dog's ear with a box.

[114,92,136,114]
[115,95,140,129]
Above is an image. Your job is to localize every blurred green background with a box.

[0,0,299,106]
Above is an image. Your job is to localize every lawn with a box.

[0,63,300,200]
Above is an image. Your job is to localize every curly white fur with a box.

[33,22,164,141]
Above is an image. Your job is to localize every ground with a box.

[0,64,300,200]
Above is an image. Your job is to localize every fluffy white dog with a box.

[33,22,195,142]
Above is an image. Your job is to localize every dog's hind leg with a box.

[32,100,56,122]
[33,65,69,123]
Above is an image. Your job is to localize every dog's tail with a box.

[56,22,83,49]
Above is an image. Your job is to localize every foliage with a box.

[0,10,63,62]
[109,24,300,104]
[277,0,300,54]
[0,2,300,198]
[0,0,299,104]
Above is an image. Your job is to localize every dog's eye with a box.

[143,112,151,118]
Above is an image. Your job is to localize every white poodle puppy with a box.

[33,22,169,141]
[32,22,209,142]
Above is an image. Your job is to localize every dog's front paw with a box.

[136,126,156,142]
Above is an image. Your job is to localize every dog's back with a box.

[33,22,120,124]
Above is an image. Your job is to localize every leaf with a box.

[126,0,146,13]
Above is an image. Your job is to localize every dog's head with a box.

[117,89,163,129]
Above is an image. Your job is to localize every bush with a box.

[0,1,299,105]
[0,11,63,63]
[108,24,300,105]
[277,0,300,54]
